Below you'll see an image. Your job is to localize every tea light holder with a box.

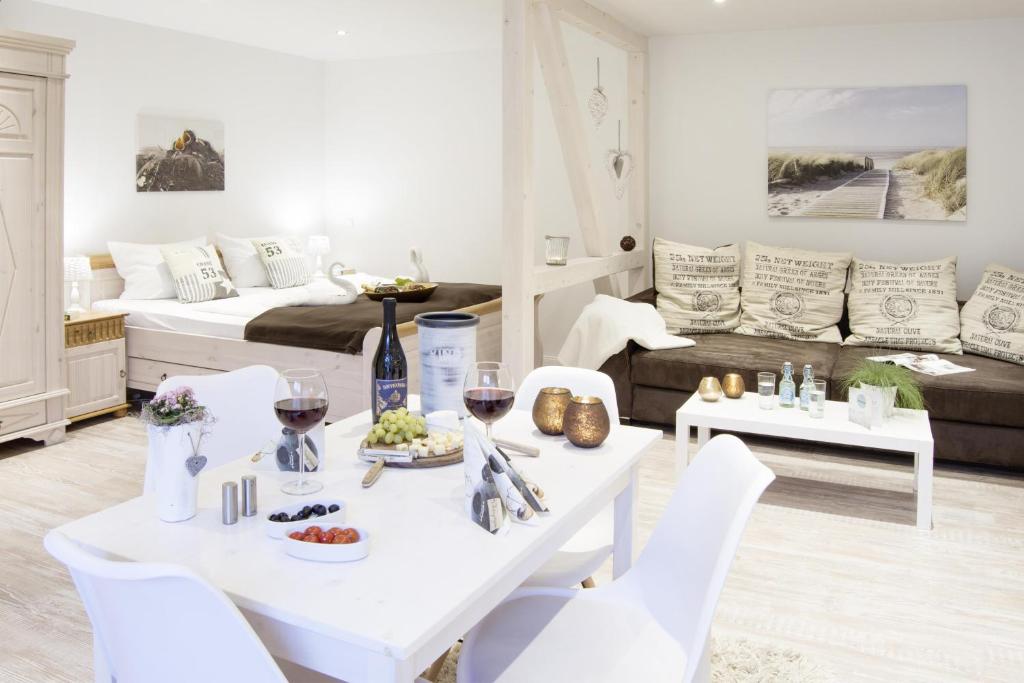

[545,235,570,266]
[698,376,723,402]
[532,386,572,435]
[722,373,745,399]
[563,395,611,448]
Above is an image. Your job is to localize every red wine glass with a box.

[463,361,515,441]
[275,369,329,495]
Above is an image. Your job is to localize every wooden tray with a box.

[358,442,463,469]
[364,283,438,303]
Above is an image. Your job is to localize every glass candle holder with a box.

[563,396,610,448]
[545,235,570,266]
[532,387,572,435]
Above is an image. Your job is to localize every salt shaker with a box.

[222,481,238,525]
[241,475,258,517]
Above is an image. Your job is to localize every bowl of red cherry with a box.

[264,499,345,539]
[282,525,369,562]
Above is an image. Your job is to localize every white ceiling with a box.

[590,0,1024,38]
[34,0,1024,60]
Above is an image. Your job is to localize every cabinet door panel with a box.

[66,339,126,418]
[0,74,45,403]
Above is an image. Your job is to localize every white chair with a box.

[144,365,281,493]
[513,366,619,587]
[457,434,775,683]
[45,530,294,683]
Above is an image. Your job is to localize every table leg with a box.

[916,444,933,531]
[675,419,690,474]
[697,426,711,449]
[613,463,639,578]
[913,451,919,492]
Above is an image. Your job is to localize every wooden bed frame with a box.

[87,255,502,422]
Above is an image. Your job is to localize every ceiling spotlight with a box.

[336,29,348,37]
[714,0,726,4]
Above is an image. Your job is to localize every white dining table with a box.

[56,407,662,682]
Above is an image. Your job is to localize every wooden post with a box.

[626,50,649,296]
[502,0,537,382]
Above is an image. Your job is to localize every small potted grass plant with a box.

[140,387,212,522]
[840,361,925,418]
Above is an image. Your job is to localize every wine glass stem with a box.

[297,431,305,488]
[485,422,493,442]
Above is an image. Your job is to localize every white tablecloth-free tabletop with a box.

[676,392,933,529]
[57,408,661,682]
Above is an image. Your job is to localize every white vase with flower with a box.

[141,387,212,523]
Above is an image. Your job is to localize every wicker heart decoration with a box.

[606,150,634,199]
[185,454,208,477]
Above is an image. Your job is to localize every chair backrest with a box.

[513,366,620,423]
[144,365,281,493]
[631,434,774,681]
[44,530,287,683]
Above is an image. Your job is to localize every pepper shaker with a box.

[222,481,238,525]
[241,475,258,517]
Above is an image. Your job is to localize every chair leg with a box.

[422,647,451,682]
[581,576,596,588]
[692,635,712,683]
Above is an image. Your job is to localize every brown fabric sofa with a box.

[599,289,1024,470]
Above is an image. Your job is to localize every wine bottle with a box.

[371,297,408,423]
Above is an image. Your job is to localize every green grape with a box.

[404,430,415,441]
[384,432,395,445]
[367,432,379,444]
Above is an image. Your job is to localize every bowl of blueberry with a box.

[264,499,346,538]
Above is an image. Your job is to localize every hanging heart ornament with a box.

[606,150,634,199]
[185,454,208,477]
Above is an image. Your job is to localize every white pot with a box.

[862,384,898,419]
[148,422,204,522]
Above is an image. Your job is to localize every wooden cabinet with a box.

[65,313,129,422]
[0,30,74,446]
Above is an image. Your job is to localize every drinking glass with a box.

[275,369,329,495]
[463,361,515,441]
[809,379,827,419]
[757,372,776,410]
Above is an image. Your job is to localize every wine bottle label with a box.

[375,378,408,415]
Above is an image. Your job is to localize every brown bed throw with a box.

[244,283,501,355]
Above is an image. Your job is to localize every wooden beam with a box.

[540,0,647,53]
[533,1,615,297]
[626,51,649,295]
[533,250,647,296]
[501,0,537,383]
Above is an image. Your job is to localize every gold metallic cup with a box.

[563,396,611,448]
[698,376,724,402]
[532,386,572,435]
[722,373,745,399]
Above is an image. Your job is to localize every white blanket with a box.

[191,278,360,317]
[557,294,695,370]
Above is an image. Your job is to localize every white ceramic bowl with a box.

[283,527,370,563]
[263,499,346,539]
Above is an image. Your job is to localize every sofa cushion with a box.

[844,256,962,354]
[653,238,741,335]
[833,346,1024,429]
[631,333,841,395]
[959,263,1024,366]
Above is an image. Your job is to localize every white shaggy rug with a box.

[434,637,834,682]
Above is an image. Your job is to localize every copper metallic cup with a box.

[563,395,611,448]
[532,387,572,435]
[698,376,724,402]
[722,373,745,399]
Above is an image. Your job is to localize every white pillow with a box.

[252,236,311,288]
[960,264,1024,365]
[215,232,271,288]
[108,237,207,300]
[160,243,239,304]
[653,238,741,334]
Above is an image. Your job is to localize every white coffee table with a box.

[675,392,934,530]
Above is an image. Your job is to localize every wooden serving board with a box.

[363,283,438,303]
[357,442,463,469]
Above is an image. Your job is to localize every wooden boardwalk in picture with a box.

[801,169,890,219]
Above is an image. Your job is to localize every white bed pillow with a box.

[160,243,239,304]
[252,236,310,288]
[108,237,207,299]
[215,232,271,287]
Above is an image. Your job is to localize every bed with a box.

[88,256,502,421]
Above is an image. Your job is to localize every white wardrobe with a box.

[0,29,74,446]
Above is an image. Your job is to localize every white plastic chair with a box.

[513,366,619,587]
[44,529,294,683]
[457,434,775,683]
[144,365,281,493]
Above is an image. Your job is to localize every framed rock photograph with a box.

[136,114,225,192]
[767,85,966,221]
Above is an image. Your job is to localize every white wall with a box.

[322,50,501,282]
[0,0,326,255]
[650,18,1024,298]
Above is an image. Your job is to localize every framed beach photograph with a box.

[136,114,225,192]
[767,85,966,221]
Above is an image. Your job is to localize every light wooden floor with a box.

[2,416,1023,682]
